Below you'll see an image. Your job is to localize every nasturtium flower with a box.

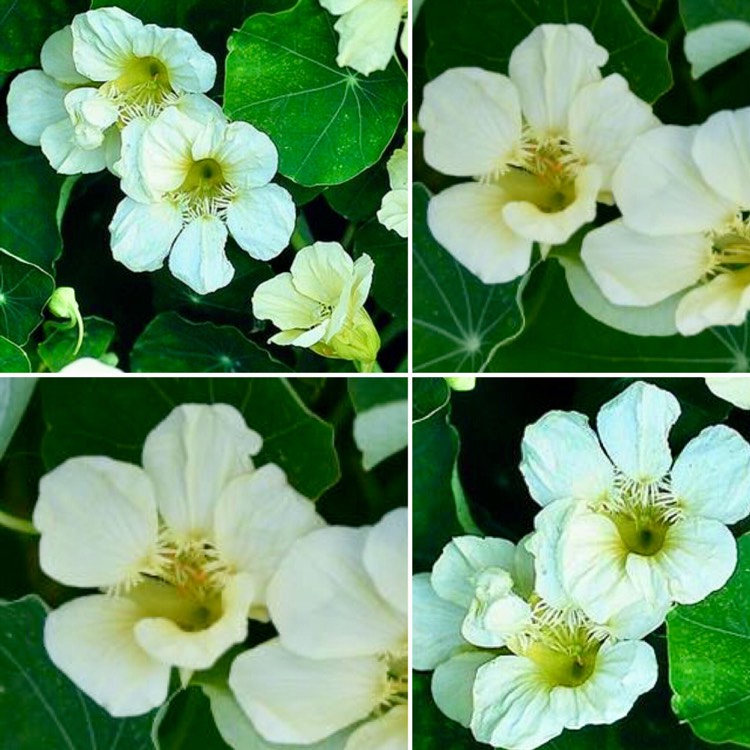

[252,242,380,369]
[582,110,750,335]
[706,376,750,409]
[414,535,657,750]
[111,106,295,294]
[377,143,408,238]
[418,24,658,284]
[34,404,323,717]
[230,508,407,750]
[521,381,750,627]
[320,0,407,76]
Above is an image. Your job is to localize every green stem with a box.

[290,228,308,251]
[355,360,382,373]
[0,509,38,535]
[341,222,358,251]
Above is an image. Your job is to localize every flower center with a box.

[379,648,408,712]
[170,158,237,221]
[113,55,171,94]
[708,215,750,277]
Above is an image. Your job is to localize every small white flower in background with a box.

[419,24,658,284]
[521,380,750,628]
[377,143,408,238]
[57,357,123,375]
[706,376,750,409]
[414,535,657,750]
[583,110,750,335]
[111,106,295,294]
[320,0,408,76]
[34,404,323,717]
[252,241,380,368]
[230,508,407,750]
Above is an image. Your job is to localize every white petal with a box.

[45,595,169,716]
[431,536,517,608]
[71,7,143,81]
[169,215,234,295]
[432,651,494,728]
[613,125,738,235]
[353,400,409,470]
[267,526,406,659]
[581,220,712,306]
[290,242,353,305]
[134,573,254,670]
[351,254,375,308]
[597,381,680,482]
[385,146,407,190]
[114,119,153,202]
[7,71,69,146]
[252,273,321,330]
[427,182,533,284]
[419,67,522,177]
[706,376,750,410]
[58,358,122,376]
[215,121,278,189]
[346,706,406,750]
[333,0,402,75]
[40,118,108,175]
[226,185,295,261]
[520,410,613,507]
[671,425,750,524]
[41,26,90,84]
[34,457,158,589]
[110,197,182,272]
[509,24,607,138]
[623,553,671,608]
[320,0,364,13]
[363,508,407,614]
[214,463,324,614]
[676,269,750,335]
[378,188,408,237]
[604,596,669,640]
[229,640,386,743]
[412,574,465,670]
[175,91,226,124]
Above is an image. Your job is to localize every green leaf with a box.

[38,316,116,372]
[0,595,156,750]
[41,378,340,499]
[413,184,526,372]
[326,161,389,221]
[413,378,450,422]
[348,379,406,412]
[667,533,750,747]
[130,312,291,373]
[224,0,407,186]
[424,0,672,103]
[0,336,31,372]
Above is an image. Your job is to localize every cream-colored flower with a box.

[377,143,408,237]
[34,404,323,717]
[230,508,407,750]
[252,241,380,368]
[419,24,658,284]
[706,376,750,409]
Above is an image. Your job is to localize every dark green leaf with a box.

[0,336,31,373]
[348,379,406,412]
[38,316,116,372]
[413,378,450,422]
[0,250,53,345]
[326,161,389,221]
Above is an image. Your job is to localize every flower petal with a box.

[706,376,750,409]
[252,272,322,330]
[346,706,407,750]
[168,215,233,295]
[7,71,69,147]
[377,188,408,237]
[40,118,108,175]
[291,242,353,305]
[34,456,158,589]
[432,651,495,728]
[333,0,402,75]
[229,640,386,743]
[412,573,465,670]
[270,324,329,348]
[419,67,522,177]
[41,26,89,84]
[142,403,261,540]
[427,182,533,284]
[676,269,750,335]
[226,184,295,261]
[267,526,405,659]
[597,380,680,482]
[215,121,278,189]
[363,508,407,615]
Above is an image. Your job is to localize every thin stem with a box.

[0,509,38,535]
[341,222,358,251]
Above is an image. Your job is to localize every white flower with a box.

[230,508,407,750]
[320,0,407,76]
[520,380,750,627]
[582,110,750,335]
[377,143,408,237]
[58,357,123,375]
[33,404,323,717]
[418,24,658,284]
[414,535,657,750]
[706,376,750,409]
[110,106,295,294]
[252,241,380,367]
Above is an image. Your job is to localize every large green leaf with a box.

[413,185,526,372]
[38,315,116,372]
[41,378,340,500]
[224,0,407,186]
[0,595,156,750]
[326,160,389,221]
[0,336,31,372]
[424,0,672,103]
[667,533,750,746]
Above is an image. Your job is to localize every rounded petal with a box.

[226,184,295,261]
[320,0,363,13]
[377,188,408,237]
[333,0,402,75]
[267,526,406,659]
[706,376,750,410]
[168,215,233,295]
[432,651,495,728]
[290,241,353,305]
[214,463,324,614]
[40,118,108,175]
[363,507,407,615]
[7,70,69,146]
[431,536,517,608]
[676,269,750,336]
[252,272,321,329]
[597,380,680,482]
[346,706,407,750]
[509,24,607,138]
[229,640,386,743]
[427,182,533,284]
[671,425,750,524]
[142,403,262,540]
[412,573,465,670]
[33,456,158,589]
[521,410,613,507]
[41,26,90,84]
[613,125,738,236]
[44,595,170,717]
[269,323,329,348]
[581,220,712,307]
[419,67,522,177]
[351,253,375,308]
[215,121,278,189]
[110,197,182,272]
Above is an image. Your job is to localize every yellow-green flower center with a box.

[610,511,670,556]
[526,638,600,688]
[708,216,750,278]
[170,158,236,221]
